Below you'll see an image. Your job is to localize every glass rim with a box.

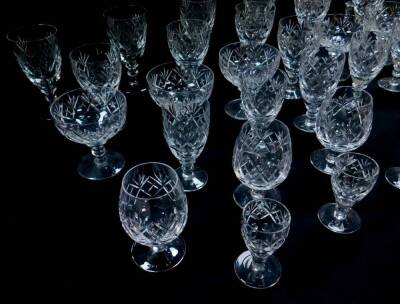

[334,86,374,106]
[235,1,276,10]
[219,41,280,60]
[69,42,115,60]
[121,162,180,200]
[334,152,380,180]
[242,119,291,141]
[103,4,147,20]
[6,23,58,43]
[181,0,215,4]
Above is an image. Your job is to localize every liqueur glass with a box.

[234,198,291,289]
[162,100,210,192]
[311,86,373,174]
[318,152,379,234]
[294,0,331,26]
[166,19,211,68]
[50,89,127,180]
[294,47,345,133]
[235,1,276,46]
[233,120,292,208]
[7,24,61,117]
[69,43,122,101]
[119,162,188,272]
[219,42,280,120]
[385,167,400,189]
[104,4,147,94]
[180,0,217,30]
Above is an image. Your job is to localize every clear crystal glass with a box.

[277,16,320,100]
[162,100,210,192]
[50,89,127,180]
[235,1,276,46]
[349,30,390,90]
[119,162,188,272]
[104,5,147,94]
[233,120,292,208]
[234,198,291,289]
[180,0,217,30]
[294,47,345,133]
[69,43,122,102]
[385,167,400,189]
[7,24,61,118]
[166,19,211,68]
[318,152,379,234]
[311,86,373,174]
[294,0,331,25]
[219,43,280,120]
[352,0,384,21]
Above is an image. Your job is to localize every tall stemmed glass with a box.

[311,86,373,174]
[219,43,280,120]
[7,24,61,118]
[180,0,217,30]
[50,89,127,180]
[385,167,400,189]
[318,152,379,234]
[294,47,345,133]
[235,1,276,46]
[104,4,147,94]
[294,0,331,27]
[277,16,320,100]
[234,198,291,289]
[233,120,292,208]
[119,162,188,272]
[69,43,122,101]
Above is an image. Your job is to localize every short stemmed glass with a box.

[233,120,292,208]
[277,16,320,100]
[166,19,211,68]
[180,0,217,30]
[311,86,373,174]
[7,24,61,117]
[294,0,331,27]
[104,5,147,94]
[385,167,400,189]
[235,1,276,46]
[219,43,280,120]
[50,89,127,180]
[69,43,122,101]
[294,47,345,133]
[234,198,291,289]
[119,162,188,272]
[318,152,379,234]
[349,30,390,91]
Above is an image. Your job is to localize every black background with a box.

[4,0,400,301]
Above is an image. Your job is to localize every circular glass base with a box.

[293,114,316,133]
[77,150,125,181]
[378,78,400,93]
[385,167,400,189]
[285,85,302,100]
[224,98,247,120]
[131,237,186,272]
[318,203,361,234]
[310,148,339,175]
[234,251,282,289]
[176,167,208,192]
[233,184,281,208]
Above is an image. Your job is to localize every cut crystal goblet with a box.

[180,0,217,30]
[385,167,400,189]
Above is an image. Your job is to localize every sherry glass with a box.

[104,4,147,94]
[219,42,280,120]
[385,167,400,189]
[294,47,345,133]
[69,43,122,101]
[234,198,291,289]
[294,0,331,26]
[311,86,373,174]
[119,162,188,272]
[166,19,211,68]
[7,24,61,118]
[162,100,210,192]
[180,0,217,30]
[318,152,379,234]
[233,120,292,208]
[50,89,127,180]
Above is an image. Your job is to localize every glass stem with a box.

[181,162,195,180]
[252,255,268,272]
[126,60,139,88]
[325,151,336,165]
[352,78,368,91]
[392,61,400,80]
[251,189,266,200]
[333,204,351,221]
[91,145,107,166]
[305,102,318,127]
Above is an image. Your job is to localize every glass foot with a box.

[293,114,315,133]
[234,251,282,289]
[77,150,125,180]
[317,203,361,234]
[131,237,186,272]
[310,148,339,175]
[385,167,400,189]
[378,78,400,93]
[176,167,208,192]
[233,184,281,208]
[224,98,247,120]
[285,85,302,100]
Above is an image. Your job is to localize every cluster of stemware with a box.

[8,0,399,290]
